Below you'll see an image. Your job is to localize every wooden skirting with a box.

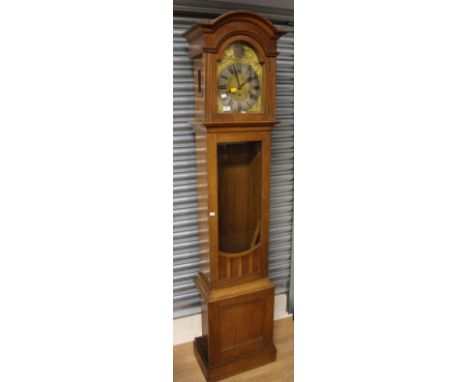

[173,317,294,381]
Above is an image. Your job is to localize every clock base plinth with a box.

[193,276,277,381]
[194,336,276,382]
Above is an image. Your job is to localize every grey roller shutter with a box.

[173,10,294,319]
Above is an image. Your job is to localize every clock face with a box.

[217,42,263,114]
[217,64,261,113]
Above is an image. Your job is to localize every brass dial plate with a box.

[216,42,263,114]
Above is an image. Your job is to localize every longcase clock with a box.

[183,10,286,381]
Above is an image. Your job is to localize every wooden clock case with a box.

[183,10,286,381]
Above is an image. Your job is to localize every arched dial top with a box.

[217,41,263,114]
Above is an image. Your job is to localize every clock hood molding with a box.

[183,9,286,58]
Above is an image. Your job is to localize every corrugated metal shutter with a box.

[173,12,294,319]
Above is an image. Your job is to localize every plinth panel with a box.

[218,296,265,359]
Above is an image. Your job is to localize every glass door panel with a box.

[217,141,262,253]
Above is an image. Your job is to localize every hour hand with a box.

[239,74,253,89]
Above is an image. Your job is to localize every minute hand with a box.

[233,67,241,88]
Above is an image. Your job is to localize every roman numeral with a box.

[218,85,226,89]
[250,93,258,101]
[221,75,228,80]
[227,65,234,74]
[253,85,260,91]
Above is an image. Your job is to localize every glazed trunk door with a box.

[211,131,271,287]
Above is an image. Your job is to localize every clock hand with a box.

[239,75,253,89]
[233,66,241,88]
